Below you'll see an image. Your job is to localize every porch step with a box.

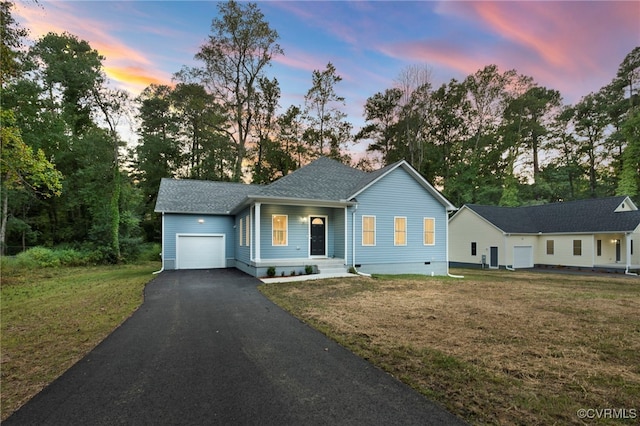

[317,264,348,274]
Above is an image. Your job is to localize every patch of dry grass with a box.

[260,269,640,425]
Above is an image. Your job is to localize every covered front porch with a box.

[593,232,638,270]
[236,257,349,279]
[593,232,639,275]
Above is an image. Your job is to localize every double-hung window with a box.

[272,215,288,246]
[362,216,376,246]
[546,240,554,255]
[394,217,407,246]
[573,239,582,256]
[423,218,435,245]
[245,215,250,246]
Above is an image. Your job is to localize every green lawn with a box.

[1,262,160,420]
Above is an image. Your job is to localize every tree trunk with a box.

[0,187,8,255]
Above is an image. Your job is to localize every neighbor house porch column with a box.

[625,232,631,273]
[254,202,261,262]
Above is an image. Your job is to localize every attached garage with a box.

[513,246,533,269]
[176,234,226,269]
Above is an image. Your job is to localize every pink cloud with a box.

[104,66,172,94]
[14,2,168,94]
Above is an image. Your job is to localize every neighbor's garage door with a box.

[177,235,225,269]
[513,246,533,269]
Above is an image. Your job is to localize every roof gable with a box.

[464,196,640,234]
[348,160,456,211]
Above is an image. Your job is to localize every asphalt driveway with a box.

[6,269,464,425]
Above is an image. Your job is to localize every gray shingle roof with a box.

[253,156,368,200]
[155,179,261,214]
[466,196,640,233]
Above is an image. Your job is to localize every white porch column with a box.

[344,207,348,266]
[255,202,261,262]
[625,232,631,273]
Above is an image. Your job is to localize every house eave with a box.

[230,196,356,214]
[155,210,232,216]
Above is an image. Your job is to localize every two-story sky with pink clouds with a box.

[14,1,640,146]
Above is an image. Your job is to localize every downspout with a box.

[152,212,165,274]
[351,202,371,277]
[352,203,357,269]
[446,209,464,278]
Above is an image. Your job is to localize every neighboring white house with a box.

[449,196,640,274]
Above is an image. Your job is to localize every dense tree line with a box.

[1,0,638,257]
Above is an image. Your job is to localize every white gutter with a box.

[152,212,165,274]
[352,203,357,268]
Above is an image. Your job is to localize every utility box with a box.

[481,255,486,269]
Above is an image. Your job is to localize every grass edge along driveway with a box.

[259,269,640,425]
[1,262,160,421]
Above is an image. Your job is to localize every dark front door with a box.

[616,239,621,262]
[490,246,499,268]
[310,217,326,256]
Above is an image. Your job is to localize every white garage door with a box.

[177,235,225,269]
[513,246,533,269]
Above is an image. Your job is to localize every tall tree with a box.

[357,88,403,165]
[616,108,640,197]
[572,92,610,197]
[427,79,470,194]
[178,0,283,181]
[502,86,562,184]
[250,76,282,183]
[394,65,433,169]
[276,105,306,170]
[0,110,62,253]
[304,62,351,161]
[133,84,182,241]
[0,0,27,87]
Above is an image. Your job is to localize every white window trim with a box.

[239,218,243,247]
[272,214,288,246]
[245,215,250,247]
[394,216,407,246]
[573,239,582,256]
[362,215,376,246]
[423,217,435,246]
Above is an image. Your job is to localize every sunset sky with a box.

[13,1,640,147]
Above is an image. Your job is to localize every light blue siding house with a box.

[155,157,457,276]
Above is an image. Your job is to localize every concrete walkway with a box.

[6,269,464,425]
